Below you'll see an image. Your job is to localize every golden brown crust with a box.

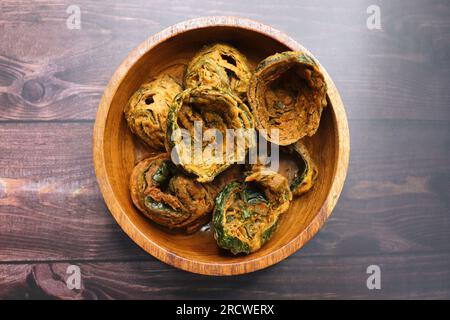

[124,74,182,150]
[185,43,251,101]
[245,165,293,215]
[212,166,292,254]
[288,140,318,197]
[129,154,216,233]
[165,87,255,183]
[248,51,327,145]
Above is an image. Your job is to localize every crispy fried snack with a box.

[284,140,318,197]
[248,51,327,145]
[166,87,255,183]
[185,44,251,101]
[213,166,292,254]
[130,154,216,233]
[124,74,182,150]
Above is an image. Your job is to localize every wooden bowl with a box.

[93,17,349,275]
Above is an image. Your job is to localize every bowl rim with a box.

[93,16,350,276]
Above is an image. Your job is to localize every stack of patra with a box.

[124,44,327,255]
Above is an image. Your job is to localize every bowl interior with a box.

[101,26,338,271]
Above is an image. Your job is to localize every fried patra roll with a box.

[185,43,251,101]
[166,87,255,183]
[244,139,318,197]
[248,51,327,145]
[213,166,292,255]
[124,74,182,150]
[130,153,217,234]
[284,140,318,197]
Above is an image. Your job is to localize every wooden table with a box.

[0,0,449,299]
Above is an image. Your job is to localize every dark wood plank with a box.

[0,0,449,121]
[0,122,148,261]
[1,252,449,299]
[0,120,448,261]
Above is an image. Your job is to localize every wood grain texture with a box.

[0,0,450,297]
[1,252,449,299]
